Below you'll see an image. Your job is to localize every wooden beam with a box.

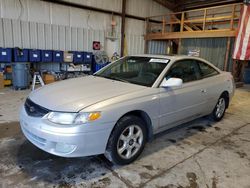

[224,37,231,71]
[120,0,126,57]
[203,9,207,30]
[145,30,236,40]
[230,4,236,30]
[180,12,185,32]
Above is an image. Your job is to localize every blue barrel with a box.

[12,62,30,89]
[243,68,250,84]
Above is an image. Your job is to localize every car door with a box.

[159,59,207,129]
[195,60,221,114]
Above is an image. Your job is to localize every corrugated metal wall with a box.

[0,0,170,55]
[148,41,168,54]
[180,38,231,70]
[0,18,105,51]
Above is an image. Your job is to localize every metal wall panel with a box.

[12,20,22,47]
[52,25,59,50]
[37,23,45,49]
[71,27,78,51]
[180,38,228,69]
[3,19,13,47]
[148,41,167,55]
[126,34,144,55]
[29,22,38,49]
[0,16,148,57]
[58,25,66,50]
[0,19,4,47]
[21,21,30,48]
[77,28,84,51]
[65,26,71,51]
[45,24,52,49]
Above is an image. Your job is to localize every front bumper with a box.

[19,105,114,157]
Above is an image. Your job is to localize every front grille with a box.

[24,98,51,117]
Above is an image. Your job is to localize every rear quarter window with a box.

[198,61,219,78]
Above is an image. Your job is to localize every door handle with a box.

[201,89,207,93]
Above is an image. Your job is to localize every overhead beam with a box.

[153,0,176,11]
[41,0,145,22]
[145,30,236,40]
[179,0,242,11]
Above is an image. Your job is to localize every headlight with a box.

[46,111,101,125]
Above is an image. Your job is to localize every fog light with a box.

[55,143,76,153]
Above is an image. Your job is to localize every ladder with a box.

[31,72,45,91]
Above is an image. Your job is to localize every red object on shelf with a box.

[93,41,101,50]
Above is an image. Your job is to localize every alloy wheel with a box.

[215,98,226,118]
[117,125,143,159]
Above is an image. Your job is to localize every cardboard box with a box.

[43,74,55,84]
[0,73,4,89]
[64,51,74,62]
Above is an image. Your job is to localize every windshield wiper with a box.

[110,77,129,83]
[95,75,129,83]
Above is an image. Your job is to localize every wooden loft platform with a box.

[144,3,242,40]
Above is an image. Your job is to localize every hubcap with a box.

[117,125,143,159]
[215,98,226,118]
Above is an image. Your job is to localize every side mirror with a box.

[160,77,183,88]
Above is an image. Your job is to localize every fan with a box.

[94,51,109,65]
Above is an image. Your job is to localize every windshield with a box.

[94,56,169,87]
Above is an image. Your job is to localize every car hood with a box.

[29,76,145,112]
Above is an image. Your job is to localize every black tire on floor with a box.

[211,95,227,121]
[105,115,147,165]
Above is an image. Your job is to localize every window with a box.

[197,61,219,78]
[95,56,168,87]
[166,60,200,83]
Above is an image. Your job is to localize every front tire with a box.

[105,115,146,165]
[211,96,227,121]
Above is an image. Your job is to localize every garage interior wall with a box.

[180,38,235,70]
[0,0,170,56]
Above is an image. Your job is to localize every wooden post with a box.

[180,12,184,32]
[162,16,166,34]
[232,59,237,79]
[120,0,126,57]
[203,9,207,31]
[170,14,173,32]
[178,39,182,54]
[224,37,231,71]
[230,4,236,30]
[144,18,149,54]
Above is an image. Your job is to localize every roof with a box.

[131,54,206,62]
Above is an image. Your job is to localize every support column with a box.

[224,37,231,71]
[120,0,126,57]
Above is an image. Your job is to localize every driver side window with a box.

[166,60,200,83]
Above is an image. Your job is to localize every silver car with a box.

[20,55,234,165]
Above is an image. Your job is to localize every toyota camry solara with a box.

[20,55,235,165]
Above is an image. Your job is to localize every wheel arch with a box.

[220,90,230,108]
[112,110,154,142]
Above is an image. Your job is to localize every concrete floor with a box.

[0,86,250,188]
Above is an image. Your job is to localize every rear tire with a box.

[105,115,146,165]
[211,95,227,121]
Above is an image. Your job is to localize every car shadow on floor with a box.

[15,115,219,186]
